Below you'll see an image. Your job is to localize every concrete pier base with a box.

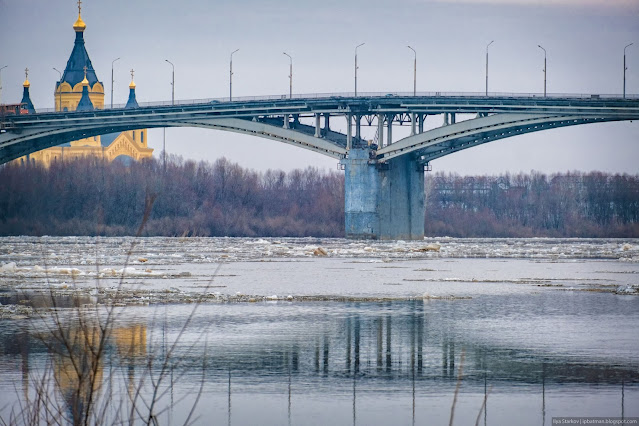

[343,149,424,240]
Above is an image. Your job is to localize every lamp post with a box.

[53,67,62,111]
[283,52,292,99]
[407,45,417,96]
[355,43,365,96]
[111,57,120,109]
[230,49,239,101]
[163,59,175,174]
[165,59,174,105]
[485,40,494,96]
[624,43,634,99]
[538,45,547,97]
[0,65,7,105]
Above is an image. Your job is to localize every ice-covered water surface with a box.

[1,236,638,266]
[0,237,638,300]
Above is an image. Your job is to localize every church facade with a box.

[20,2,153,167]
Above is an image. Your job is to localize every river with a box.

[0,237,638,425]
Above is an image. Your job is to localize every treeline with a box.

[0,157,637,237]
[0,156,344,237]
[425,172,639,237]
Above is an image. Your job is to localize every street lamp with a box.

[407,45,417,96]
[355,43,365,96]
[283,52,292,99]
[0,65,7,105]
[229,49,239,101]
[53,67,62,111]
[165,59,174,105]
[538,45,547,97]
[163,59,175,174]
[624,43,634,99]
[111,57,120,108]
[485,40,494,96]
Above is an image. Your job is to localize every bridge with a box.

[2,91,638,240]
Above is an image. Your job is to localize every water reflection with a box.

[1,296,637,425]
[0,318,149,425]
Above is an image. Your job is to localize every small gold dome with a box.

[73,13,86,32]
[81,76,89,86]
[23,79,30,88]
[129,80,136,89]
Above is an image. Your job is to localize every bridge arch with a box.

[0,117,347,165]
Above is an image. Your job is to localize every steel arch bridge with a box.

[2,91,638,239]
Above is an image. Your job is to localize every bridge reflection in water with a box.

[0,297,637,425]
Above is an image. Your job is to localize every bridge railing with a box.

[13,91,639,115]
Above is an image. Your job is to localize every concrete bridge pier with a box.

[343,148,424,240]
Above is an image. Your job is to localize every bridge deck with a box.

[3,93,639,129]
[1,93,638,167]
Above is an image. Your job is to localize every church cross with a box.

[24,68,29,80]
[78,0,82,14]
[130,69,135,80]
[83,66,88,79]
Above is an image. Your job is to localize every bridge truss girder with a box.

[374,113,630,165]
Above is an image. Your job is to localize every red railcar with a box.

[0,103,29,117]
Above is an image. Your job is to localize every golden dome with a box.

[129,69,136,89]
[73,13,86,32]
[80,65,90,86]
[23,67,30,88]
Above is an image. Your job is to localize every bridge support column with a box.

[346,113,352,150]
[387,114,393,145]
[315,114,321,137]
[343,149,424,240]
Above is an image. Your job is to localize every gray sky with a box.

[1,0,638,174]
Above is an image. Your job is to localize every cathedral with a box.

[20,2,153,167]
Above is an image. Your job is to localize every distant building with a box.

[18,2,152,167]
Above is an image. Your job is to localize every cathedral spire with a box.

[61,0,101,91]
[21,68,36,113]
[125,69,139,109]
[76,66,94,111]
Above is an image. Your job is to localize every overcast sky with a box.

[1,0,638,175]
